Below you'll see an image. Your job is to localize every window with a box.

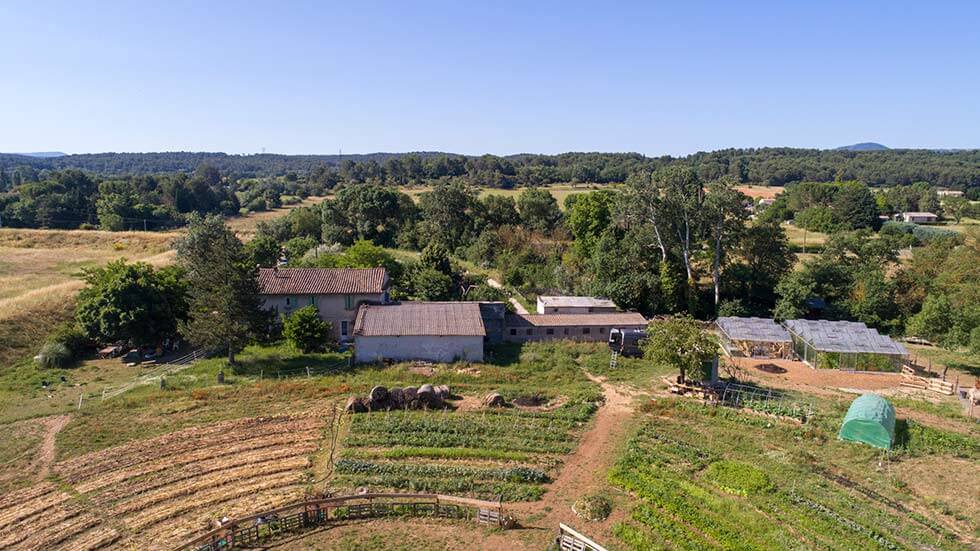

[344,295,354,310]
[599,327,605,333]
[583,327,591,335]
[563,328,569,335]
[341,321,349,337]
[546,328,554,335]
[285,297,292,307]
[588,307,594,313]
[526,329,533,336]
[509,328,517,336]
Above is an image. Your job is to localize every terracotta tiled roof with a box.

[506,313,647,327]
[354,302,486,337]
[258,267,387,295]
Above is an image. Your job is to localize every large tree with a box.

[75,260,187,347]
[705,177,748,308]
[176,214,265,363]
[516,187,563,233]
[643,316,717,382]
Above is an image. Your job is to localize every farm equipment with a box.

[608,328,645,357]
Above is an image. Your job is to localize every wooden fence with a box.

[901,365,955,396]
[556,523,608,551]
[174,493,510,551]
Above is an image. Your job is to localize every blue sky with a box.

[1,1,978,156]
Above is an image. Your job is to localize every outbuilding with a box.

[716,317,792,359]
[838,393,896,449]
[784,319,908,372]
[353,302,486,364]
[504,312,647,343]
[535,296,619,314]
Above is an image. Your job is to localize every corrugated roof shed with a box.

[507,313,647,327]
[258,267,387,295]
[717,317,790,343]
[537,296,617,308]
[784,319,907,355]
[354,302,486,337]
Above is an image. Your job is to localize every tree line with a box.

[40,172,979,368]
[4,147,979,192]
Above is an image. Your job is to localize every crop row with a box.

[344,431,572,454]
[335,459,548,483]
[612,521,669,551]
[348,411,576,441]
[331,474,545,502]
[342,446,534,463]
[56,415,323,483]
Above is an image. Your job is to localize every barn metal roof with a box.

[783,319,908,355]
[258,267,387,295]
[716,317,790,343]
[354,302,486,337]
[506,313,647,327]
[537,296,618,308]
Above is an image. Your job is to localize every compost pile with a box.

[345,384,452,412]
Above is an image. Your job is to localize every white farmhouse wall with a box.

[262,292,383,340]
[354,335,484,363]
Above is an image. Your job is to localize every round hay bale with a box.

[344,396,368,413]
[370,385,389,402]
[435,385,451,398]
[389,387,405,407]
[403,386,418,401]
[418,383,434,397]
[484,392,506,407]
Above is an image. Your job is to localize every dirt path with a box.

[511,373,637,546]
[33,414,70,480]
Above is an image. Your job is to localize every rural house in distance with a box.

[258,267,389,341]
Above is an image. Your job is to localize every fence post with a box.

[306,366,311,378]
[77,394,83,411]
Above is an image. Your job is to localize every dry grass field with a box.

[737,184,785,200]
[0,229,177,373]
[226,195,328,238]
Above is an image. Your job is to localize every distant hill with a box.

[836,142,889,151]
[6,151,67,158]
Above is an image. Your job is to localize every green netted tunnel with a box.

[838,393,896,449]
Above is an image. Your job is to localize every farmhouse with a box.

[894,211,939,224]
[716,316,791,359]
[784,319,908,372]
[353,302,486,363]
[536,295,618,314]
[258,267,388,341]
[504,312,647,343]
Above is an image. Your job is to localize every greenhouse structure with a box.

[838,393,896,449]
[783,319,908,372]
[716,317,792,359]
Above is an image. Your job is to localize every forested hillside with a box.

[2,148,979,190]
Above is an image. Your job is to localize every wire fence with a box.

[100,348,206,402]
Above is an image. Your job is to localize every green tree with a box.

[942,195,969,223]
[322,185,410,246]
[705,177,748,307]
[75,260,187,347]
[906,294,955,344]
[412,267,454,300]
[282,305,332,352]
[417,180,479,249]
[517,187,563,233]
[176,214,265,363]
[643,316,717,382]
[567,190,615,257]
[832,181,879,230]
[244,233,281,267]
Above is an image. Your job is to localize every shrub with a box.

[573,494,612,521]
[282,305,332,353]
[47,322,89,357]
[703,460,773,496]
[36,341,74,369]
